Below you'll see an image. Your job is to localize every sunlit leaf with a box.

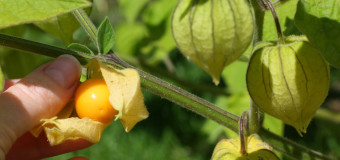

[35,13,80,45]
[0,0,91,29]
[295,0,340,68]
[34,0,93,45]
[97,17,115,54]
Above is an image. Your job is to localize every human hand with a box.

[0,55,91,160]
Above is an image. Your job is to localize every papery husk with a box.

[171,0,253,85]
[211,134,279,160]
[247,36,330,135]
[41,117,105,146]
[87,59,149,132]
[30,100,105,146]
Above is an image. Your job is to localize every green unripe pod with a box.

[171,0,253,85]
[246,36,330,135]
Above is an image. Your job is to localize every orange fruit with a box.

[75,78,117,124]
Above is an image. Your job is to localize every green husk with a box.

[171,0,253,85]
[247,36,330,135]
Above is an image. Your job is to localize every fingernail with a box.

[44,55,81,89]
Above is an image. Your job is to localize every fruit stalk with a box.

[263,0,284,44]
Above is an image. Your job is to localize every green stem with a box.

[263,0,284,43]
[247,0,265,134]
[250,0,265,46]
[248,100,260,133]
[0,33,239,131]
[240,111,249,155]
[72,9,100,52]
[0,33,332,160]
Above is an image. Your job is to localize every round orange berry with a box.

[75,78,117,124]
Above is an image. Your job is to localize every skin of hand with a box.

[0,55,91,160]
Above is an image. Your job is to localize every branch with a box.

[0,33,332,160]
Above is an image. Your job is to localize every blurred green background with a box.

[0,0,340,159]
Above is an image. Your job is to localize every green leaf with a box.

[0,0,91,29]
[34,0,93,45]
[97,17,115,54]
[68,43,94,55]
[295,0,340,68]
[35,13,80,45]
[0,66,4,92]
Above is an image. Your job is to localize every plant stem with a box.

[0,33,332,160]
[249,100,261,133]
[263,0,284,43]
[250,0,265,46]
[247,0,266,134]
[72,9,100,52]
[240,111,249,155]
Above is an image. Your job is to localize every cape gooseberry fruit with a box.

[171,0,253,85]
[246,36,330,135]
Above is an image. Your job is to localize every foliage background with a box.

[0,0,339,159]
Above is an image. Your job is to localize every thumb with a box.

[0,55,81,156]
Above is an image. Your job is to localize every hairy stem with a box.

[72,9,100,52]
